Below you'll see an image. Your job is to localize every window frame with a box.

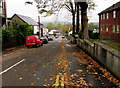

[100,26,103,31]
[116,25,119,33]
[106,26,108,32]
[103,14,105,19]
[112,25,115,33]
[101,14,103,20]
[106,13,109,19]
[113,10,116,18]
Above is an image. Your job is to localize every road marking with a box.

[55,75,60,88]
[61,75,64,87]
[55,73,66,88]
[0,59,25,75]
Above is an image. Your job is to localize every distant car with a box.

[62,36,65,38]
[40,37,48,44]
[55,35,59,38]
[48,37,53,41]
[26,35,43,48]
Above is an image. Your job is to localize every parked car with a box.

[55,35,59,38]
[26,35,43,48]
[62,36,65,38]
[40,37,48,44]
[48,37,53,41]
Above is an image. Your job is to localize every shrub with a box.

[2,21,33,44]
[17,23,33,38]
[78,31,84,39]
[88,30,99,39]
[2,28,15,43]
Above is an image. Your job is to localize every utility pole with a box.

[36,3,41,37]
[38,16,41,37]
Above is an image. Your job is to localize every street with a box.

[2,37,119,87]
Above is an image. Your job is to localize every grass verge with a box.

[88,39,120,52]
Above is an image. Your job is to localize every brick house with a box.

[98,1,120,42]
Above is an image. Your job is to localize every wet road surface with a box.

[1,37,120,87]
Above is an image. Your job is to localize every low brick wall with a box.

[77,39,120,80]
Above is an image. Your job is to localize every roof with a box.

[98,1,120,15]
[11,14,38,26]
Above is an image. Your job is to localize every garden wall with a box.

[2,37,25,50]
[77,39,120,80]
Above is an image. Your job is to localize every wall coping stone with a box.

[84,39,94,46]
[94,42,120,58]
[78,39,84,43]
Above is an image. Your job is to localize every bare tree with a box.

[34,0,96,39]
[76,3,80,34]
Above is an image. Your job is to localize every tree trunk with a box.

[70,2,76,35]
[76,3,80,34]
[72,12,75,35]
[79,2,89,39]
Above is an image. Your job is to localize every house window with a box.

[112,25,115,33]
[116,25,119,33]
[101,14,102,20]
[102,25,104,31]
[100,26,103,31]
[106,27,108,32]
[113,10,116,18]
[106,13,109,19]
[103,14,105,19]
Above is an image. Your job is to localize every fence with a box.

[2,37,25,50]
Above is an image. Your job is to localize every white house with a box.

[11,14,39,35]
[43,28,49,36]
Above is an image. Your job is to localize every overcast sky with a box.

[6,0,120,23]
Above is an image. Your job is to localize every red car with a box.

[26,35,43,48]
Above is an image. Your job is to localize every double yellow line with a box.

[55,73,65,88]
[54,40,69,88]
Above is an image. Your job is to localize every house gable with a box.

[11,14,26,24]
[11,14,38,26]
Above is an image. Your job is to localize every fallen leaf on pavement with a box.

[37,78,40,80]
[50,78,53,81]
[76,69,82,72]
[19,77,23,80]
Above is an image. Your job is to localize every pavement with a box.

[2,45,26,55]
[1,37,120,87]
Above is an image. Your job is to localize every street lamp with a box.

[25,1,41,37]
